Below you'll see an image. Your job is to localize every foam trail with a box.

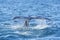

[33,24,48,29]
[15,31,32,35]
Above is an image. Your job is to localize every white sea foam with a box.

[15,31,32,35]
[32,24,48,29]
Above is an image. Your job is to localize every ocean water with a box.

[0,0,60,40]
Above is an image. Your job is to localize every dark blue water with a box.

[0,0,60,40]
